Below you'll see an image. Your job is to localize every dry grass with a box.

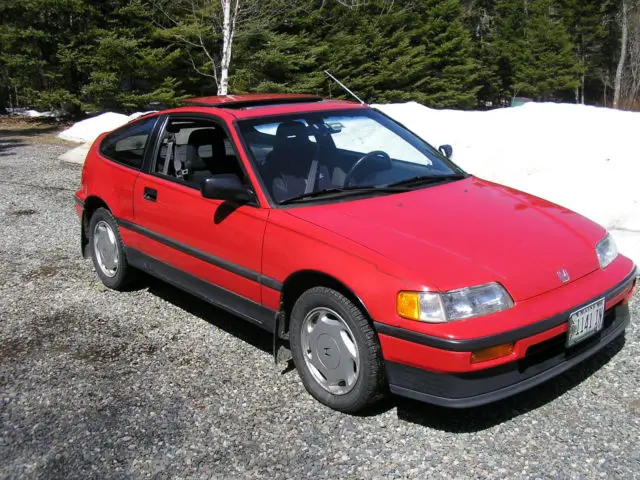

[0,116,76,146]
[621,98,640,111]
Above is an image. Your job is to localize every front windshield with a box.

[238,108,465,204]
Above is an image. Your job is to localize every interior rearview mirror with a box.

[439,144,453,158]
[201,174,251,204]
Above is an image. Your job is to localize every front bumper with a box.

[376,267,636,408]
[385,303,629,408]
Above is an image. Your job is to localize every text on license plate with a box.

[567,298,605,347]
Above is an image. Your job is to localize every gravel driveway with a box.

[1,137,639,479]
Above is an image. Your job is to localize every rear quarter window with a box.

[99,116,158,169]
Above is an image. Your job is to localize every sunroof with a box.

[184,95,324,109]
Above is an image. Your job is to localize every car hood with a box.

[285,177,605,301]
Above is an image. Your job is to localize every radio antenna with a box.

[324,70,366,105]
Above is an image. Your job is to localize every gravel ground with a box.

[1,137,639,479]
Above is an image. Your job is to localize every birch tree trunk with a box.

[218,0,238,96]
[614,0,629,108]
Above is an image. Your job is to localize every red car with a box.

[75,94,636,413]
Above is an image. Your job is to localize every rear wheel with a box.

[89,208,135,290]
[289,287,386,413]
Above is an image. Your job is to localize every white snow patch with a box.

[57,112,129,143]
[374,101,640,266]
[57,111,154,144]
[25,109,52,118]
[58,143,92,165]
[6,108,58,118]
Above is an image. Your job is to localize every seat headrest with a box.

[274,121,313,150]
[188,128,223,147]
[174,144,198,165]
[188,128,226,163]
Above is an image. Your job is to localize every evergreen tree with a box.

[463,0,504,107]
[81,1,184,111]
[237,0,480,108]
[558,0,608,103]
[517,0,580,100]
[358,0,479,108]
[0,0,630,112]
[0,0,183,114]
[490,0,580,102]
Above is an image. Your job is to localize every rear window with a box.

[100,116,158,169]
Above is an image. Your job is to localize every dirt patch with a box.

[9,208,37,217]
[0,337,31,360]
[23,265,60,281]
[0,116,75,146]
[1,313,69,360]
[72,342,128,362]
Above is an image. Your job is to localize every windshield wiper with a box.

[279,185,409,205]
[387,174,466,188]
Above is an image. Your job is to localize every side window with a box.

[153,118,245,189]
[100,116,157,169]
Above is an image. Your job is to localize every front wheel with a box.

[289,287,386,413]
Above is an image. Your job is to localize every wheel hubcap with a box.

[93,220,119,278]
[301,307,360,395]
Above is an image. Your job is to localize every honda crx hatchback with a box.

[75,94,636,413]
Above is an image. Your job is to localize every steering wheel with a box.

[344,151,391,187]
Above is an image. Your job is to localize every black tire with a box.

[289,286,386,413]
[88,207,135,290]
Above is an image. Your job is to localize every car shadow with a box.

[143,275,273,355]
[0,124,61,137]
[0,137,29,156]
[389,334,625,432]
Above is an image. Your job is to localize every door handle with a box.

[143,187,157,202]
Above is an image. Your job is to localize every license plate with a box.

[566,298,605,347]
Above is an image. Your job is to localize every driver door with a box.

[131,115,271,325]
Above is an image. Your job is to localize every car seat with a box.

[262,121,330,201]
[188,128,244,180]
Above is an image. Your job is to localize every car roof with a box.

[174,94,366,120]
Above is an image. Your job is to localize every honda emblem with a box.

[557,269,570,283]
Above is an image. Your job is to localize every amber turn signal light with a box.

[471,343,514,364]
[396,291,420,321]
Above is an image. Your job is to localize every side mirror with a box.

[439,144,453,158]
[201,174,252,204]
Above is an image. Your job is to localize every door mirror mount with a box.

[201,174,252,204]
[439,144,453,158]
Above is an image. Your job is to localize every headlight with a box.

[397,283,514,323]
[596,233,618,269]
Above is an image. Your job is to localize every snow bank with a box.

[57,112,129,143]
[57,111,152,144]
[374,101,640,266]
[58,143,92,165]
[6,108,57,118]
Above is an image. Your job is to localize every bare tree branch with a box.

[187,51,218,81]
[333,0,369,7]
